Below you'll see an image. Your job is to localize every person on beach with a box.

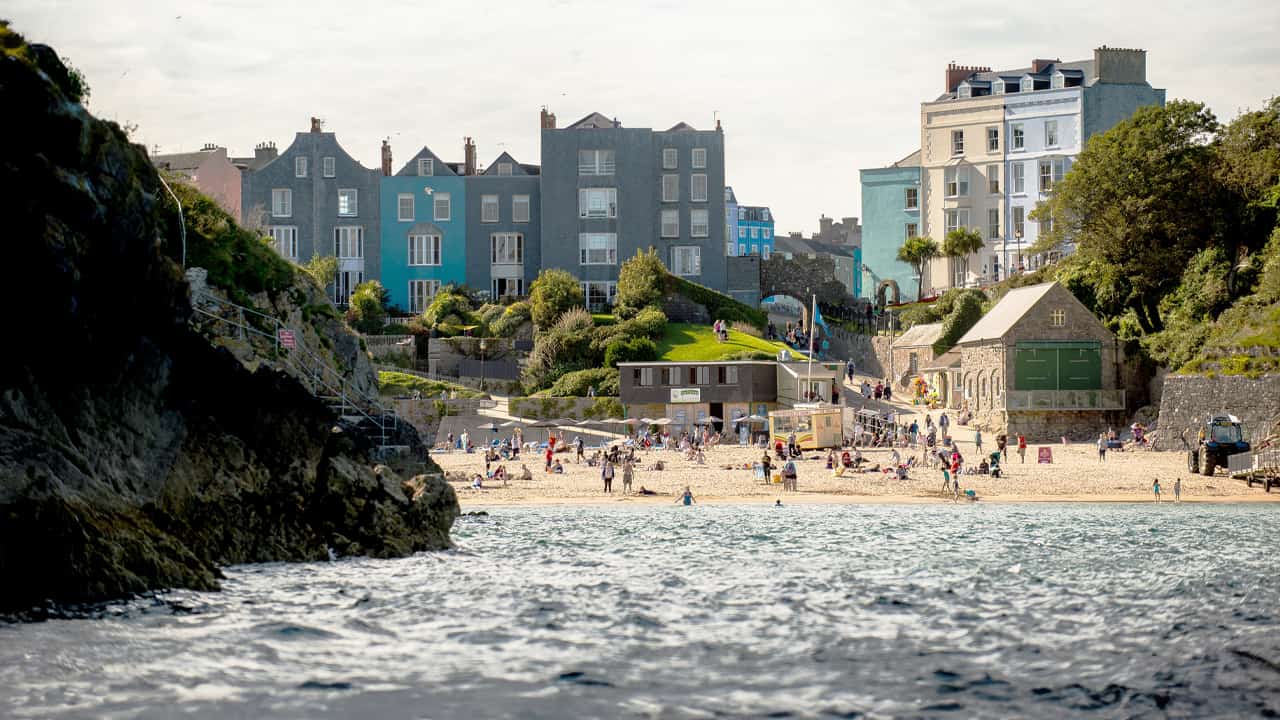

[762,451,774,481]
[601,460,614,493]
[775,499,783,507]
[622,457,634,494]
[974,428,983,453]
[1152,478,1161,502]
[676,486,696,505]
[1174,477,1182,503]
[1017,433,1027,463]
[576,436,585,464]
[639,486,657,496]
[520,464,533,482]
[782,459,798,491]
[545,446,554,473]
[1097,433,1107,462]
[940,464,952,497]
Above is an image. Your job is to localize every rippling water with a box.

[3,503,1280,719]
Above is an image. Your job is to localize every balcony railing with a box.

[1006,389,1125,411]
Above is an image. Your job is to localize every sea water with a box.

[2,503,1278,719]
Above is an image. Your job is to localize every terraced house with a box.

[379,144,467,314]
[241,118,382,304]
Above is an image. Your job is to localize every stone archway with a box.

[876,279,901,308]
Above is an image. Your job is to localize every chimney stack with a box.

[381,140,393,176]
[540,107,557,129]
[254,141,278,164]
[1031,58,1060,73]
[1093,46,1147,84]
[464,137,476,176]
[310,117,323,133]
[945,62,992,93]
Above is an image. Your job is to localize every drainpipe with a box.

[158,174,186,268]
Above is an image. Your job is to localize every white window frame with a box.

[951,129,964,156]
[577,149,615,175]
[988,166,1000,195]
[988,208,1000,240]
[1051,73,1065,90]
[1012,163,1026,194]
[1011,123,1025,151]
[738,227,746,239]
[1045,120,1059,148]
[408,234,441,266]
[408,279,441,314]
[497,162,513,176]
[738,243,747,255]
[338,188,358,217]
[1012,206,1025,237]
[944,209,970,235]
[691,209,709,238]
[512,194,531,223]
[1050,308,1066,327]
[295,156,307,178]
[671,246,701,277]
[578,188,617,218]
[491,233,523,265]
[578,233,618,265]
[750,226,759,239]
[417,158,433,176]
[905,187,918,210]
[986,126,999,153]
[763,228,771,239]
[906,223,918,239]
[434,192,451,221]
[691,147,707,169]
[267,226,298,260]
[662,147,678,169]
[271,188,292,218]
[323,157,335,177]
[581,281,617,310]
[1039,161,1053,193]
[662,174,679,202]
[751,243,759,255]
[491,277,524,299]
[481,194,499,223]
[944,167,969,197]
[661,209,679,238]
[334,226,364,259]
[691,174,708,202]
[397,193,414,222]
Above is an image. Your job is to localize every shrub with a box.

[301,253,338,292]
[490,301,531,337]
[932,292,985,355]
[616,248,667,317]
[547,368,619,397]
[346,280,389,333]
[423,285,473,327]
[629,306,669,338]
[897,303,942,330]
[529,268,584,329]
[604,337,658,367]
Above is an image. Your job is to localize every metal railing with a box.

[1229,447,1280,477]
[1005,388,1125,411]
[189,290,399,448]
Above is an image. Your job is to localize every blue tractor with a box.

[1186,414,1250,476]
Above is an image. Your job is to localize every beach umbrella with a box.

[620,418,641,426]
[704,416,723,423]
[639,417,655,425]
[652,418,672,426]
[529,419,558,428]
[475,422,499,431]
[576,418,599,426]
[500,420,522,427]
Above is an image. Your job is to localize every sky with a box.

[8,0,1279,232]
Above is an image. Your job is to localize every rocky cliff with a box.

[0,27,458,615]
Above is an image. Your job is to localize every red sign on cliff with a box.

[278,329,296,349]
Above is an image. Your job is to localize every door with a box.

[710,402,723,433]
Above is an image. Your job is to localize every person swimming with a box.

[676,486,695,505]
[775,499,782,507]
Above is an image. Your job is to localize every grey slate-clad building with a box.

[465,149,542,299]
[539,110,727,309]
[241,118,382,303]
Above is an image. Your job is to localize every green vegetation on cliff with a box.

[377,371,485,399]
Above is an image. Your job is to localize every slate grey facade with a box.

[464,152,542,299]
[540,112,727,309]
[241,119,381,303]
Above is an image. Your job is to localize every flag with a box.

[812,304,829,333]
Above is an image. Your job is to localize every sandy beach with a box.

[435,434,1280,508]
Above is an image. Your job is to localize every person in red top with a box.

[545,446,554,472]
[1017,433,1028,464]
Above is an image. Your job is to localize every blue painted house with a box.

[724,186,740,256]
[858,150,921,302]
[736,205,774,258]
[380,145,467,314]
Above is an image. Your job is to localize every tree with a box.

[942,228,985,288]
[422,285,473,327]
[302,253,338,292]
[615,248,667,317]
[931,291,984,355]
[896,235,940,300]
[528,268,584,329]
[1034,101,1222,333]
[347,280,389,333]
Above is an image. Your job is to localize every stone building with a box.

[151,144,242,222]
[890,321,944,383]
[618,360,778,435]
[955,281,1125,439]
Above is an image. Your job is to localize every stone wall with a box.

[959,342,1008,429]
[1156,374,1280,442]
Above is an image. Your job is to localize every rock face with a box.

[0,32,458,614]
[1156,374,1280,442]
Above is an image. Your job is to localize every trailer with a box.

[769,405,844,450]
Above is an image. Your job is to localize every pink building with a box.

[152,144,243,223]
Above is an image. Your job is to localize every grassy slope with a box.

[377,371,486,398]
[656,323,804,361]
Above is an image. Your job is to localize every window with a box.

[338,189,358,216]
[491,233,523,264]
[906,223,918,239]
[944,167,969,197]
[578,188,617,218]
[763,228,771,239]
[397,193,414,222]
[579,233,617,265]
[905,187,918,209]
[988,208,1000,240]
[691,174,708,202]
[581,281,617,310]
[408,279,441,313]
[762,209,770,221]
[1012,123,1025,150]
[295,157,307,177]
[492,277,524,299]
[271,188,292,217]
[578,149,615,175]
[1039,161,1053,192]
[671,246,701,276]
[433,192,451,221]
[417,158,433,176]
[662,367,679,385]
[762,246,770,259]
[691,209,709,237]
[637,367,655,386]
[692,148,707,169]
[334,226,364,258]
[1050,309,1066,327]
[481,194,499,222]
[408,234,441,266]
[663,147,678,169]
[1012,163,1025,194]
[751,244,759,255]
[661,209,679,238]
[1052,73,1064,90]
[988,166,1000,194]
[750,227,759,239]
[1045,120,1059,148]
[944,209,970,235]
[987,126,999,152]
[738,227,746,239]
[512,195,530,223]
[951,130,964,156]
[662,174,679,202]
[323,157,335,177]
[497,162,513,176]
[737,207,745,220]
[1012,206,1025,237]
[694,366,710,385]
[267,226,297,260]
[738,243,747,255]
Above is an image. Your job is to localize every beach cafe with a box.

[768,404,844,450]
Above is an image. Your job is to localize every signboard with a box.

[670,388,701,403]
[1037,447,1053,464]
[278,329,296,349]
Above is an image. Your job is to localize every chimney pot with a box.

[540,107,557,129]
[381,139,393,176]
[464,137,477,176]
[310,117,323,133]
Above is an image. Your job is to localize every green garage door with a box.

[1014,342,1101,390]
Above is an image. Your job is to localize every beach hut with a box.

[768,405,843,449]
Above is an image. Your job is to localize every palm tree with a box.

[943,228,985,288]
[896,235,940,300]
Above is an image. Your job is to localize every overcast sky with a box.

[9,0,1279,231]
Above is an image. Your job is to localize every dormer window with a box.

[497,162,513,176]
[993,80,1005,95]
[957,82,971,99]
[418,158,433,176]
[1052,72,1065,89]
[1021,76,1035,93]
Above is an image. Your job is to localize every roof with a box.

[895,322,944,348]
[937,58,1098,101]
[724,186,738,204]
[892,149,921,168]
[665,121,697,132]
[152,150,218,174]
[396,145,458,176]
[778,362,838,378]
[956,282,1057,344]
[922,348,962,373]
[481,151,532,176]
[567,112,616,129]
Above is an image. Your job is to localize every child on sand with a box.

[1017,433,1027,463]
[1152,478,1161,502]
[1174,477,1182,503]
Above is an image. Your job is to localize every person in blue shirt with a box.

[676,486,696,505]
